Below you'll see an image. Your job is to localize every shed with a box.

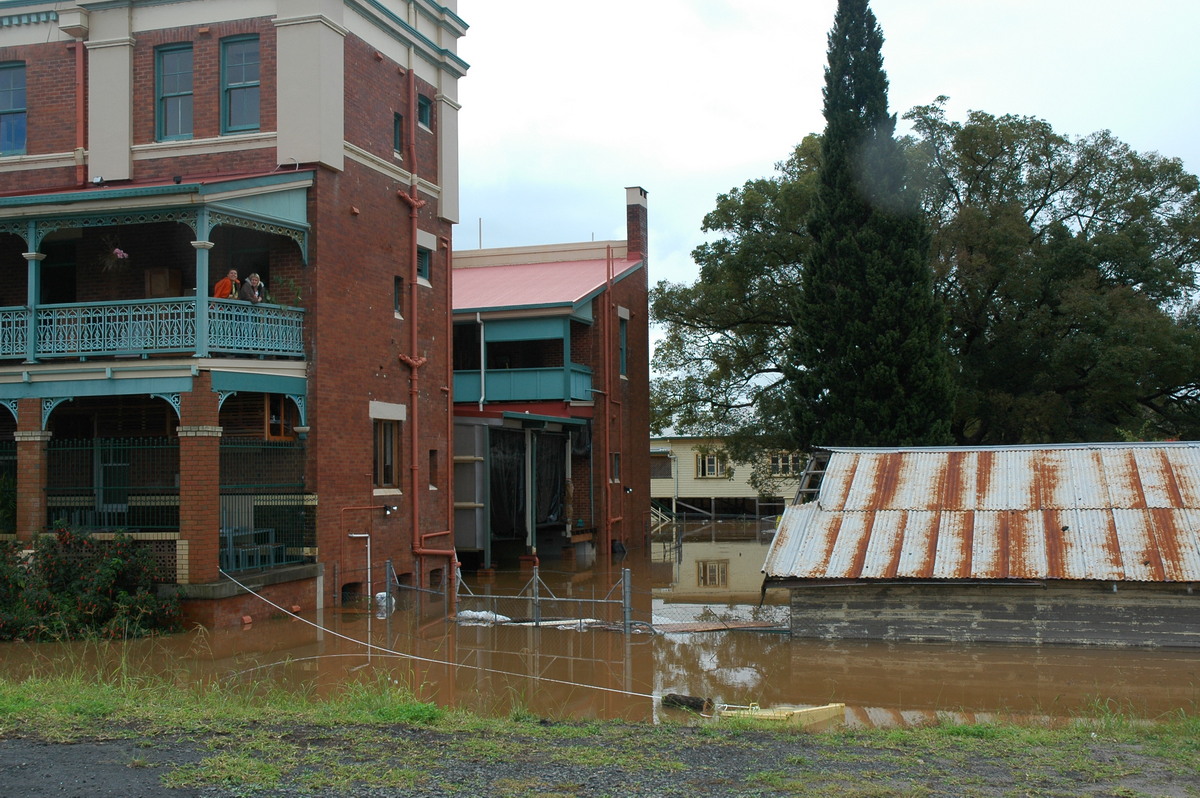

[762,442,1200,647]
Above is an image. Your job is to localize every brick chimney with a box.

[625,186,648,263]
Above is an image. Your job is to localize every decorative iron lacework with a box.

[209,210,308,261]
[42,397,72,429]
[150,393,182,420]
[208,300,304,356]
[0,308,29,358]
[36,300,196,357]
[287,393,306,425]
[217,390,238,410]
[28,209,201,250]
[0,399,17,423]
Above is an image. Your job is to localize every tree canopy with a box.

[787,0,953,449]
[651,102,1200,474]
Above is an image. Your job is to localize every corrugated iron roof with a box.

[452,257,643,314]
[763,442,1200,583]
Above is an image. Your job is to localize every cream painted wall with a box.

[650,437,800,501]
[85,7,134,181]
[275,0,345,171]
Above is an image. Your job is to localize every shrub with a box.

[0,525,180,641]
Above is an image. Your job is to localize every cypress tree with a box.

[789,0,953,447]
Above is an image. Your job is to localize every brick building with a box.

[0,0,466,626]
[451,188,651,569]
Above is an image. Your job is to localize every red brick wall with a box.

[131,19,278,145]
[179,576,318,629]
[342,36,440,183]
[0,39,81,193]
[305,157,453,603]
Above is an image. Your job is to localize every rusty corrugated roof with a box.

[763,442,1200,583]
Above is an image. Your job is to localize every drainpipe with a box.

[395,67,456,587]
[603,246,624,549]
[476,312,485,411]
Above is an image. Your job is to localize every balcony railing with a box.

[453,363,593,403]
[0,298,304,361]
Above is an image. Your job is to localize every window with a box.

[393,276,404,317]
[428,449,439,489]
[393,112,404,154]
[416,247,431,281]
[650,455,672,480]
[266,395,297,440]
[770,453,803,476]
[156,45,193,140]
[416,94,432,128]
[696,454,726,478]
[610,452,621,483]
[619,317,628,375]
[374,420,401,488]
[221,36,260,133]
[697,560,729,588]
[0,62,26,156]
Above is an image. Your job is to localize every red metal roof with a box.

[452,257,642,313]
[764,443,1200,583]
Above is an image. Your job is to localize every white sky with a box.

[455,1,1200,288]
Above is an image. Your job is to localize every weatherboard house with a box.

[0,1,466,625]
[762,442,1200,648]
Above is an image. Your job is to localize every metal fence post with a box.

[533,565,541,626]
[622,567,632,634]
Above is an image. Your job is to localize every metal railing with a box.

[0,297,305,360]
[219,438,310,573]
[47,437,181,530]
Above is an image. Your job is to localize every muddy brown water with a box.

[3,522,1198,726]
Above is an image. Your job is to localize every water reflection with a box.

[2,522,1198,726]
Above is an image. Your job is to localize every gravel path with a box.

[2,723,1195,797]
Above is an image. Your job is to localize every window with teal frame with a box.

[0,62,27,156]
[156,44,193,141]
[221,36,260,133]
[417,94,432,128]
[417,247,431,281]
[393,112,404,154]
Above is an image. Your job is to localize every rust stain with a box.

[1157,449,1186,509]
[957,510,975,580]
[942,451,964,510]
[1099,510,1124,580]
[873,454,903,510]
[1146,508,1176,581]
[818,513,845,578]
[848,511,874,579]
[996,510,1011,579]
[1043,509,1063,578]
[883,511,904,579]
[918,509,940,579]
[1124,449,1150,510]
[976,450,995,509]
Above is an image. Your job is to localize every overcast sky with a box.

[455,1,1200,288]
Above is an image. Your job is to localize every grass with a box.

[0,669,1198,797]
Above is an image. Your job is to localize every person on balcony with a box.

[213,269,240,299]
[240,273,266,304]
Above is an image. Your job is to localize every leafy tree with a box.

[907,100,1200,442]
[786,0,953,448]
[651,105,1200,457]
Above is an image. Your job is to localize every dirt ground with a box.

[2,722,1197,798]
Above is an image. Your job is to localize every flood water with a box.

[3,521,1198,727]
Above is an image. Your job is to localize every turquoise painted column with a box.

[23,251,44,364]
[192,240,213,356]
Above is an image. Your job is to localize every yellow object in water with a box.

[716,702,845,729]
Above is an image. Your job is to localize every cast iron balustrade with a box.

[0,298,304,360]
